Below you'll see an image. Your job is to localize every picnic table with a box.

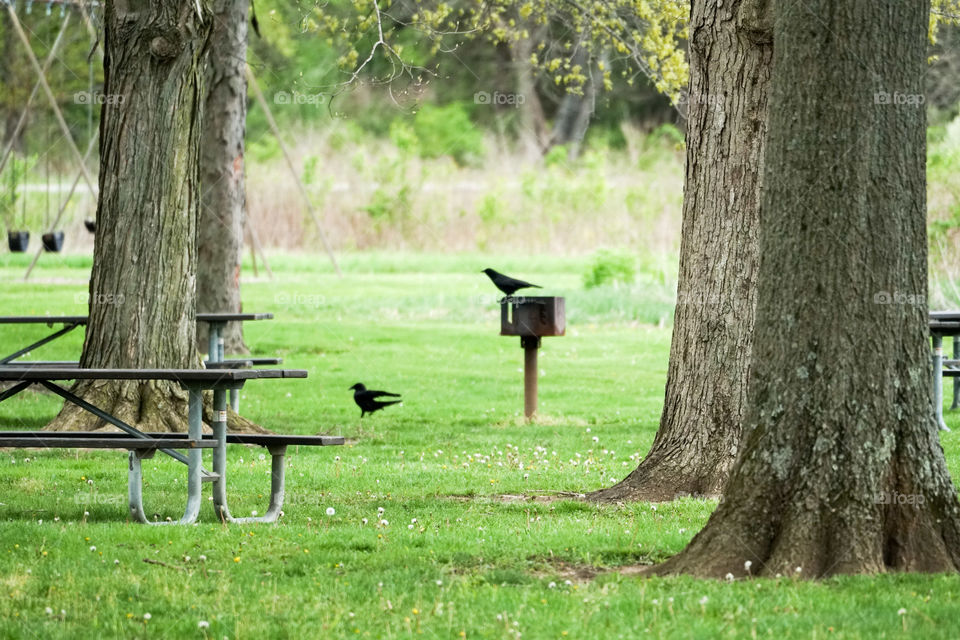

[0,366,343,524]
[0,313,279,411]
[0,313,274,365]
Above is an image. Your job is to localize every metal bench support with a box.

[128,388,205,525]
[952,336,959,411]
[932,334,951,432]
[211,388,287,523]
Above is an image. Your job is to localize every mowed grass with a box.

[0,252,958,639]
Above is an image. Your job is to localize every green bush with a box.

[583,249,637,289]
[411,103,484,166]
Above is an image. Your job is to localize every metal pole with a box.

[0,12,71,179]
[933,333,950,431]
[6,5,98,195]
[522,336,540,419]
[952,336,959,410]
[24,136,97,281]
[245,66,341,277]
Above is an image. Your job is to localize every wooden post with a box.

[522,336,540,419]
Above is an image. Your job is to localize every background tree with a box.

[591,0,772,502]
[197,0,251,354]
[657,0,960,577]
[48,0,213,432]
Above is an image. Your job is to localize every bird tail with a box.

[380,400,402,408]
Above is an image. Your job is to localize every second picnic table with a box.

[0,313,278,411]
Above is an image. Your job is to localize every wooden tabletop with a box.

[0,313,274,325]
[0,316,88,324]
[929,320,960,336]
[195,313,274,322]
[0,368,306,382]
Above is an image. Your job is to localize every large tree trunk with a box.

[657,0,960,578]
[590,0,772,502]
[197,0,249,355]
[46,1,213,433]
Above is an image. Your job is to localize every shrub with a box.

[583,250,637,289]
[412,103,484,166]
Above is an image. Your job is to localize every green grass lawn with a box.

[0,252,958,639]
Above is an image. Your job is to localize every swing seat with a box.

[41,231,64,252]
[7,231,29,253]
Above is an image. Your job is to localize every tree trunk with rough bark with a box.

[657,0,960,578]
[197,0,249,355]
[590,0,772,502]
[46,0,211,433]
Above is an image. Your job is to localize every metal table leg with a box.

[212,387,286,524]
[208,321,240,412]
[952,336,959,410]
[128,388,204,524]
[933,334,950,432]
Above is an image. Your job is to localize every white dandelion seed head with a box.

[326,507,336,516]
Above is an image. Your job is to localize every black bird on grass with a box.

[350,383,402,417]
[482,268,542,297]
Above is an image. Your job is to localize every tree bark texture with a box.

[197,0,249,355]
[657,0,960,578]
[47,0,212,432]
[590,0,772,502]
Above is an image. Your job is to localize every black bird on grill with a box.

[482,268,542,297]
[350,383,402,417]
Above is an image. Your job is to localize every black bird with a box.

[482,268,542,296]
[350,383,402,417]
